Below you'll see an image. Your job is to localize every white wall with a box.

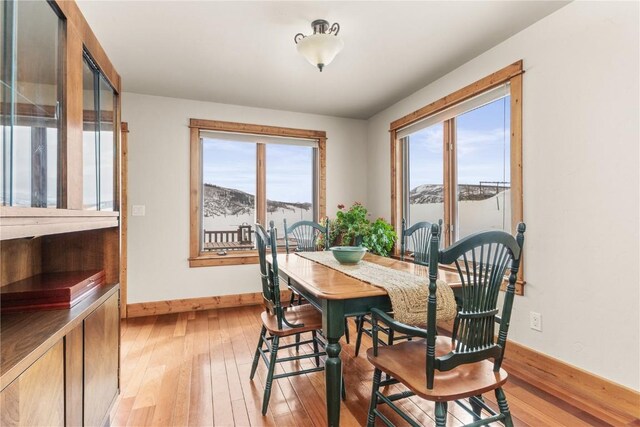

[122,93,367,304]
[366,2,640,390]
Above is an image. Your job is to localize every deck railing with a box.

[203,224,253,251]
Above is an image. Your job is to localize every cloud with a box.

[457,128,507,156]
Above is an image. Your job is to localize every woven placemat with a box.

[296,252,456,327]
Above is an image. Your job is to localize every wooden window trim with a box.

[189,119,327,268]
[390,61,525,294]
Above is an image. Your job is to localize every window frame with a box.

[188,118,327,268]
[390,61,525,293]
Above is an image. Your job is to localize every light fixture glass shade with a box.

[296,34,344,71]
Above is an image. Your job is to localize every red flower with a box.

[337,204,345,209]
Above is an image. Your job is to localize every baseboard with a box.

[501,340,640,425]
[126,290,291,318]
[436,320,639,424]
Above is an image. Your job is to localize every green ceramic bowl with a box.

[329,246,368,264]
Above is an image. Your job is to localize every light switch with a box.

[132,205,146,216]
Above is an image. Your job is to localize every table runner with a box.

[296,252,457,327]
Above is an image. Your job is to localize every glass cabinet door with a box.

[98,75,115,211]
[82,54,117,211]
[1,0,63,207]
[83,57,98,210]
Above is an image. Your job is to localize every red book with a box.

[1,270,105,313]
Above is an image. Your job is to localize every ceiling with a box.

[77,1,568,119]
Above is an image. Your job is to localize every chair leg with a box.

[435,401,447,427]
[470,395,483,421]
[341,377,346,401]
[354,316,365,357]
[367,368,382,427]
[289,290,296,306]
[295,333,301,352]
[312,330,320,367]
[344,318,350,344]
[495,387,514,427]
[297,293,303,305]
[250,326,266,380]
[262,335,279,415]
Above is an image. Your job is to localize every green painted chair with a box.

[249,221,326,415]
[366,223,526,427]
[284,219,329,253]
[353,218,442,357]
[283,219,329,306]
[401,218,444,264]
[283,219,351,345]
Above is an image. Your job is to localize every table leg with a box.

[322,299,345,427]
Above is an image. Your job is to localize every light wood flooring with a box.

[111,306,610,426]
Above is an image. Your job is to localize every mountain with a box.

[203,183,507,218]
[410,183,509,204]
[203,184,312,217]
[410,184,445,204]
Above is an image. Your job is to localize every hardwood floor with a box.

[112,306,609,426]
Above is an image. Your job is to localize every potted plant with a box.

[322,202,397,257]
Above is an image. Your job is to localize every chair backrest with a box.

[256,221,306,330]
[283,219,329,253]
[425,223,526,389]
[255,221,284,328]
[401,218,443,265]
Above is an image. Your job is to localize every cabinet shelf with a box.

[0,207,119,240]
[0,283,119,389]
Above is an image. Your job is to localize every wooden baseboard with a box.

[126,290,291,318]
[502,340,640,425]
[436,320,640,423]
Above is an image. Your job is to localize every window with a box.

[455,97,510,240]
[391,62,524,291]
[189,119,326,267]
[404,123,445,251]
[266,143,316,226]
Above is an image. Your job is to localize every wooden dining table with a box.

[273,252,461,427]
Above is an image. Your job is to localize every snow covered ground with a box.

[409,189,511,240]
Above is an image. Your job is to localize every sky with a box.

[202,139,313,204]
[408,96,511,188]
[202,96,510,205]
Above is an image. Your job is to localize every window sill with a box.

[189,252,259,268]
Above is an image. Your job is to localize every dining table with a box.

[273,252,462,427]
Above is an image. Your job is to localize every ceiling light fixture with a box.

[294,19,343,72]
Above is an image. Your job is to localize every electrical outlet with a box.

[132,205,146,217]
[530,311,542,331]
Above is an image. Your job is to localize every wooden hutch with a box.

[1,0,123,425]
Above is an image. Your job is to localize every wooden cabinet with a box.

[0,285,120,427]
[1,0,122,235]
[84,293,120,426]
[0,1,122,425]
[0,342,65,427]
[65,326,84,427]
